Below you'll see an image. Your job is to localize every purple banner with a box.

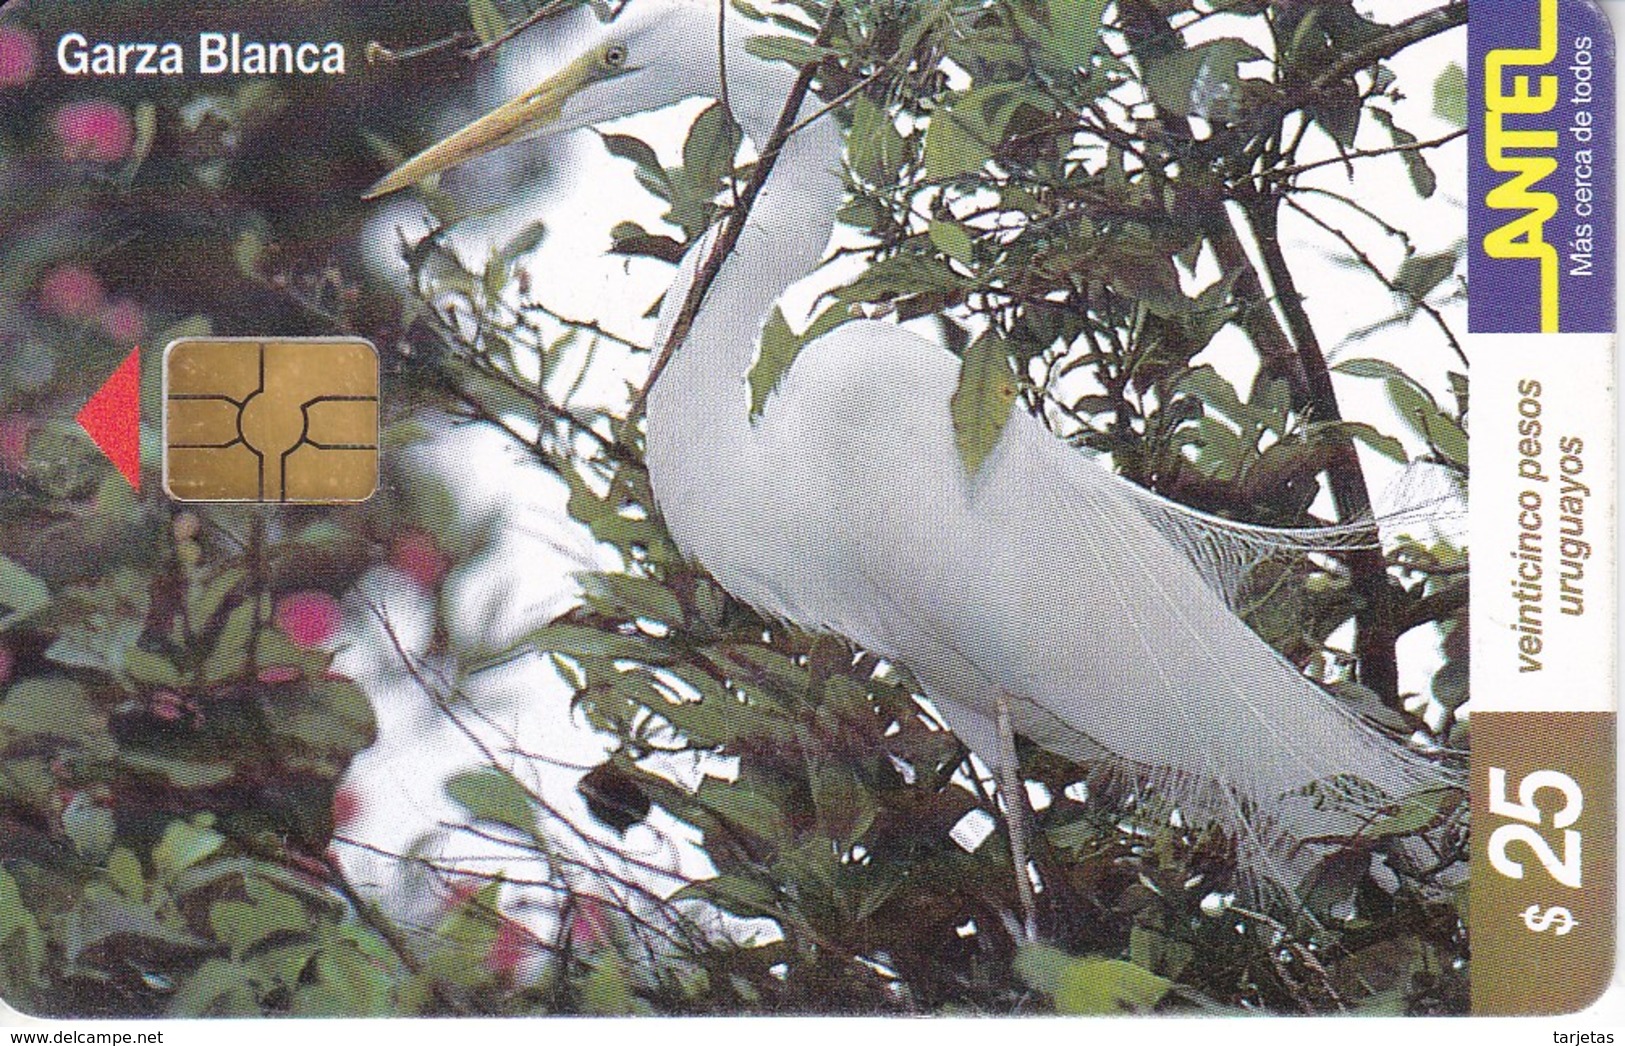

[1469,0,1615,333]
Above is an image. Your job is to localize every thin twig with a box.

[318,849,425,974]
[1283,195,1466,367]
[785,53,905,140]
[718,0,741,211]
[366,0,578,66]
[464,1,581,61]
[1268,129,1466,181]
[1295,186,1417,247]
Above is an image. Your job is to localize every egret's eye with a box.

[603,44,628,69]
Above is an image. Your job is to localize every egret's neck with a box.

[646,100,845,455]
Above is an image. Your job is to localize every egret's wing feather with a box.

[1115,461,1466,614]
[989,412,1461,885]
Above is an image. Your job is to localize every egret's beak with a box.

[363,52,603,200]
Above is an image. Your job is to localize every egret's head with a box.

[364,1,780,200]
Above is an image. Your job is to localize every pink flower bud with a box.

[331,787,361,830]
[55,99,135,163]
[38,265,105,319]
[0,417,28,472]
[102,298,145,344]
[273,590,342,648]
[390,530,451,589]
[0,26,38,87]
[150,690,187,722]
[569,895,611,949]
[486,918,535,981]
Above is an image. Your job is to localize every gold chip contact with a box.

[163,337,379,503]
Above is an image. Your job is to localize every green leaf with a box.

[581,954,648,1014]
[0,678,101,738]
[696,776,790,844]
[211,876,311,959]
[1336,359,1465,463]
[188,568,244,630]
[924,101,992,180]
[167,958,257,1016]
[495,220,548,271]
[608,222,687,263]
[153,818,226,883]
[1332,357,1407,380]
[1309,80,1363,149]
[714,644,805,701]
[811,763,876,847]
[577,572,686,626]
[66,883,215,968]
[0,555,50,630]
[265,677,377,762]
[1433,63,1467,127]
[1015,945,1172,1014]
[848,94,906,185]
[203,599,258,684]
[254,940,322,989]
[0,867,45,993]
[45,611,142,675]
[125,647,185,689]
[294,936,396,1016]
[1039,0,1107,75]
[743,34,834,67]
[1424,411,1468,466]
[949,332,1019,475]
[520,621,676,666]
[837,252,965,306]
[1129,925,1195,979]
[107,847,146,900]
[445,767,538,837]
[1394,250,1458,301]
[1322,420,1408,463]
[1432,651,1469,712]
[600,132,669,191]
[122,100,158,180]
[928,220,975,266]
[672,872,779,917]
[1144,39,1263,119]
[119,751,235,789]
[1360,787,1455,840]
[1177,365,1246,423]
[748,306,803,418]
[682,102,743,192]
[1368,108,1436,198]
[63,795,116,860]
[467,0,506,44]
[651,667,789,745]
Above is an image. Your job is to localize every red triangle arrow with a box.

[76,347,141,491]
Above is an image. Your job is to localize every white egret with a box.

[366,0,1459,928]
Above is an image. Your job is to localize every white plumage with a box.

[369,0,1459,904]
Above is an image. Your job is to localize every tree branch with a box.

[627,2,844,423]
[1394,577,1468,635]
[1309,2,1468,96]
[317,849,426,975]
[1246,199,1402,706]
